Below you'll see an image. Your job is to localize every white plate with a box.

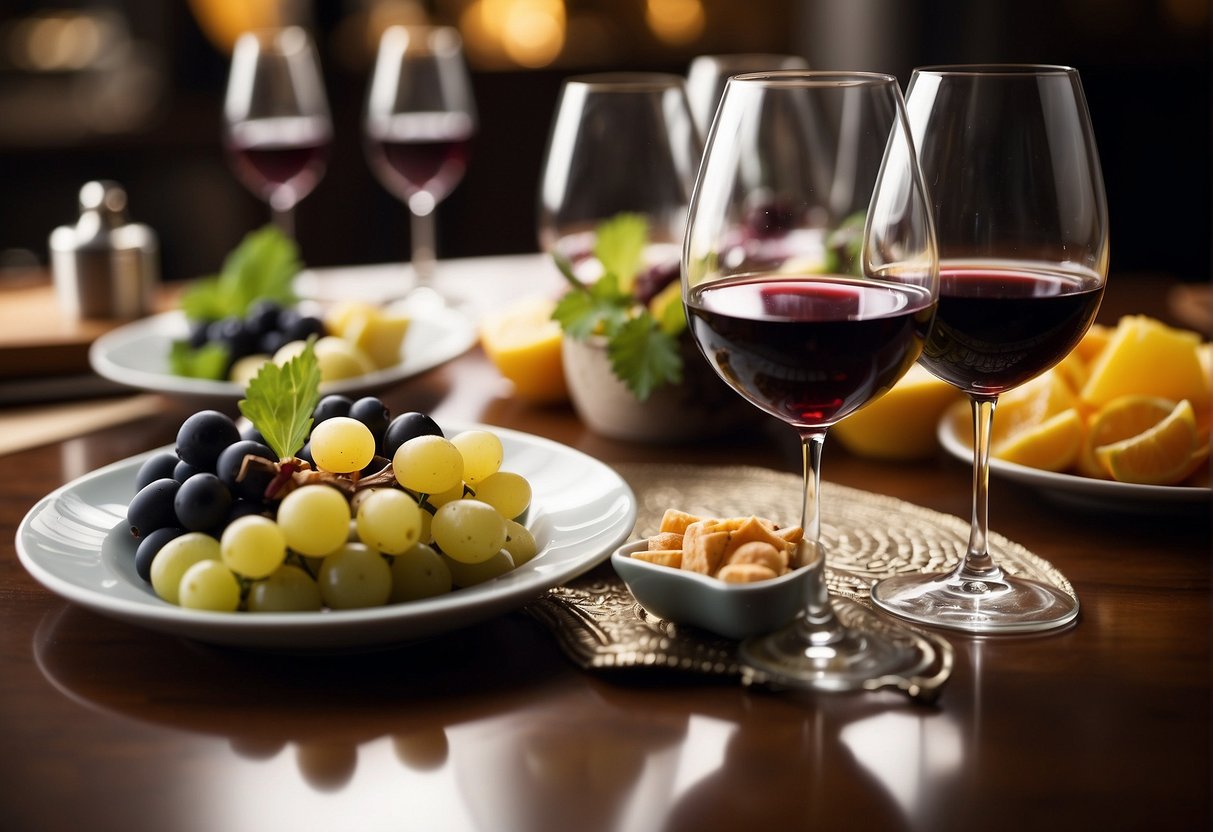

[16,423,637,650]
[88,307,477,401]
[937,403,1211,513]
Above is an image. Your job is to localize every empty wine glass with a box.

[223,27,332,239]
[683,71,940,690]
[365,25,476,303]
[538,72,701,296]
[871,65,1109,633]
[685,53,808,135]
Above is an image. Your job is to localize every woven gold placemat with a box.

[526,463,1073,677]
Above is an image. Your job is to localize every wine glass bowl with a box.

[365,25,476,299]
[538,72,702,289]
[683,71,940,689]
[685,53,808,136]
[870,64,1109,633]
[223,27,332,237]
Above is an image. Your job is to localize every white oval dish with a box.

[937,402,1210,513]
[88,306,477,401]
[611,540,816,640]
[16,422,636,650]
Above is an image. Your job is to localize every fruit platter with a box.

[18,343,635,649]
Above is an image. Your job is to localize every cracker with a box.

[647,531,684,551]
[717,562,779,583]
[681,521,731,575]
[658,509,701,535]
[725,540,788,575]
[631,549,683,569]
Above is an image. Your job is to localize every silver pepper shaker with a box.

[49,181,158,320]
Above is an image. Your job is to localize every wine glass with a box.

[538,72,701,291]
[365,25,476,303]
[223,27,332,239]
[870,65,1109,633]
[683,71,940,690]
[685,53,808,136]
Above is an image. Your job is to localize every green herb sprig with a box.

[550,213,685,401]
[237,338,321,463]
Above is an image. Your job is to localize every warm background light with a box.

[645,0,705,45]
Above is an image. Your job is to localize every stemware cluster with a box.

[223,24,476,299]
[679,64,1107,691]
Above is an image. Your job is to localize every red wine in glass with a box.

[920,266,1105,395]
[225,116,331,209]
[687,274,937,427]
[366,112,473,204]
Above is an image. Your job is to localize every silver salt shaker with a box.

[49,181,158,320]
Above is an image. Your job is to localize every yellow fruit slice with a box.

[1052,350,1089,395]
[1078,395,1177,479]
[1080,316,1209,408]
[479,296,569,404]
[989,370,1076,448]
[1074,322,1112,364]
[833,364,962,461]
[992,407,1084,471]
[346,310,411,369]
[1094,399,1198,485]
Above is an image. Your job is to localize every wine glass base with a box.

[738,598,948,698]
[870,572,1078,634]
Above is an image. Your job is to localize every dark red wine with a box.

[225,117,330,205]
[920,267,1104,395]
[366,113,473,202]
[687,274,936,427]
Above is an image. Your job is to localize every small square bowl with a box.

[610,540,818,640]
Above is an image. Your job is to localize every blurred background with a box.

[0,0,1208,284]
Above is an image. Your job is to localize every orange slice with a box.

[479,296,569,404]
[1094,399,1198,485]
[1078,395,1177,479]
[989,370,1077,448]
[833,364,962,461]
[1080,316,1209,408]
[1073,322,1112,364]
[992,407,1084,471]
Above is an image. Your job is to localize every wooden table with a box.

[0,258,1208,832]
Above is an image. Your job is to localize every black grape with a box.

[128,478,181,538]
[134,527,184,582]
[216,440,277,501]
[173,473,232,533]
[176,410,240,470]
[173,459,203,483]
[313,395,353,425]
[383,411,443,458]
[349,397,391,450]
[135,453,179,491]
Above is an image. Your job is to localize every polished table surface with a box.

[0,258,1208,832]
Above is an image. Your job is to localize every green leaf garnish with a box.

[180,225,301,322]
[607,315,682,401]
[237,339,321,462]
[168,340,229,380]
[593,212,648,295]
[551,270,632,340]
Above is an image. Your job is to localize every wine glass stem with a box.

[272,205,295,241]
[799,430,834,624]
[958,394,1005,584]
[409,207,437,290]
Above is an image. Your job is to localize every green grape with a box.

[318,542,392,609]
[221,515,287,579]
[310,416,376,474]
[247,564,323,612]
[356,488,422,555]
[393,435,464,494]
[177,559,241,612]
[450,430,503,484]
[442,550,514,587]
[276,484,351,556]
[427,479,468,509]
[431,499,507,564]
[388,543,453,602]
[150,532,221,603]
[472,471,532,520]
[418,510,433,545]
[502,518,539,567]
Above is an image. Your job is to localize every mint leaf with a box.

[607,314,683,401]
[237,340,321,461]
[168,340,229,380]
[594,213,647,294]
[181,225,301,322]
[551,271,632,340]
